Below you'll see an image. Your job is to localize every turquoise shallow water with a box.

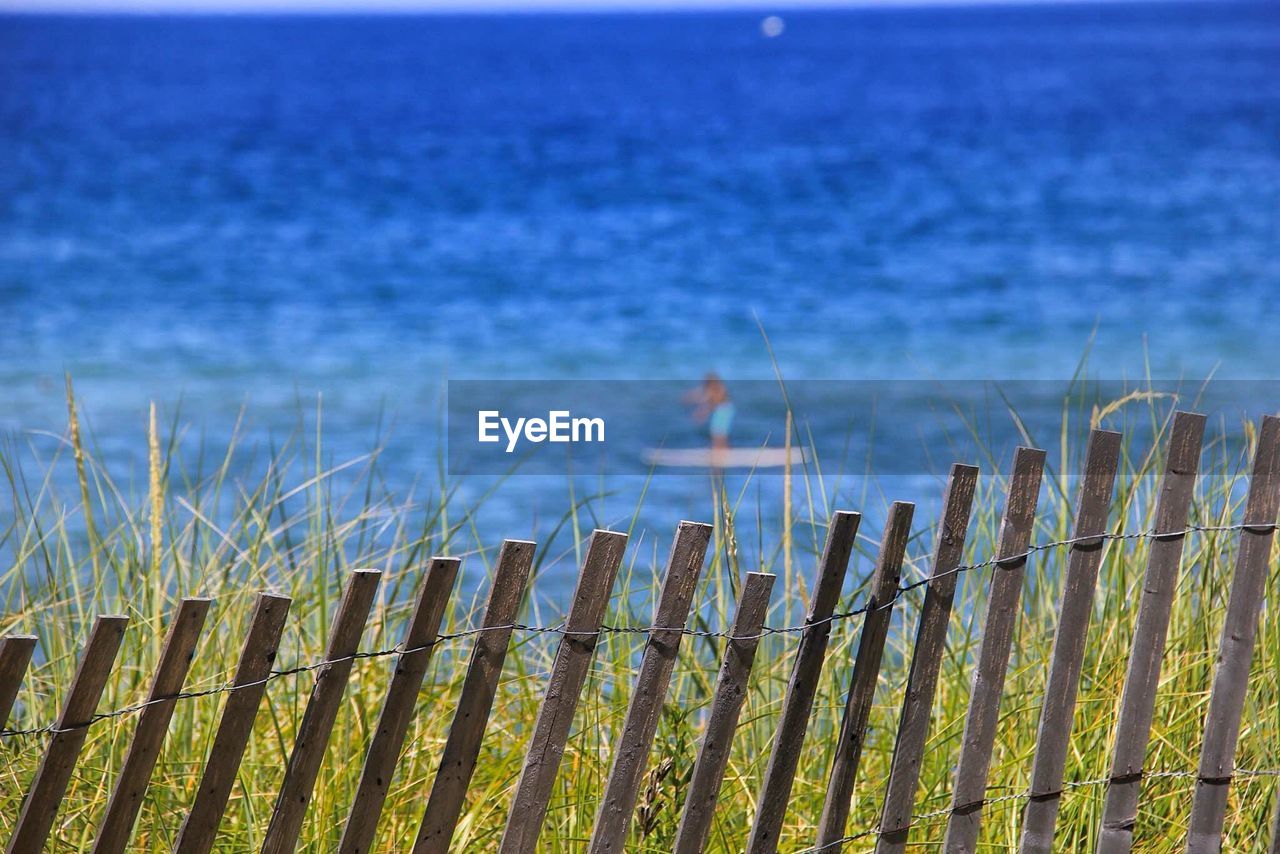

[1,3,1278,590]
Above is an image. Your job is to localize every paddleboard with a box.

[643,447,807,469]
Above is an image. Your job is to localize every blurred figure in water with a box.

[684,373,735,450]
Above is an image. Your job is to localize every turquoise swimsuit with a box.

[708,402,735,440]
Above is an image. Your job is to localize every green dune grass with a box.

[1,385,1277,852]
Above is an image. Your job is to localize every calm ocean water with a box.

[2,3,1278,589]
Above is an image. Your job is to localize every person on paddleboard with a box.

[684,373,735,450]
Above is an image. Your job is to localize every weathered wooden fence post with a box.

[746,510,861,854]
[1269,783,1280,854]
[589,521,713,853]
[499,530,628,854]
[7,615,129,854]
[1097,411,1205,853]
[942,447,1046,853]
[0,635,37,732]
[339,557,460,854]
[413,540,536,854]
[875,464,980,853]
[93,597,212,854]
[1186,415,1280,853]
[813,504,913,852]
[176,592,293,854]
[261,569,382,854]
[1019,429,1123,853]
[672,571,776,854]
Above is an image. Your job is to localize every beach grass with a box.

[1,385,1278,852]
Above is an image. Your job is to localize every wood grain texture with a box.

[746,510,862,854]
[7,615,129,854]
[813,503,914,853]
[339,557,460,854]
[1269,783,1280,854]
[93,598,212,854]
[176,593,292,854]
[1097,412,1205,854]
[498,530,628,854]
[261,569,382,854]
[875,465,980,853]
[589,521,712,853]
[1186,415,1280,853]
[1019,429,1123,854]
[942,448,1047,854]
[0,635,37,732]
[672,572,776,854]
[413,540,536,854]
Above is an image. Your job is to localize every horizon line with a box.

[0,0,1216,15]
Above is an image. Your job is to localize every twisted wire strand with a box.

[793,768,1280,854]
[0,520,1270,742]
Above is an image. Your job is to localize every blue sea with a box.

[1,3,1278,591]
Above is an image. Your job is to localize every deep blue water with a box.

[1,4,1279,592]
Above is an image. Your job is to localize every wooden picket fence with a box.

[2,411,1280,852]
